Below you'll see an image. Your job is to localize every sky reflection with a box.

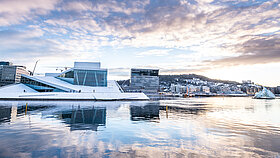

[0,98,279,157]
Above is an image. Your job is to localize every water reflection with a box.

[129,100,208,122]
[0,106,12,124]
[0,98,279,157]
[56,106,106,131]
[0,105,54,124]
[130,102,159,122]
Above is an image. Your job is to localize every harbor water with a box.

[0,97,279,157]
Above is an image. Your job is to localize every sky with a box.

[0,0,279,86]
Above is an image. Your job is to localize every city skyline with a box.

[0,0,279,86]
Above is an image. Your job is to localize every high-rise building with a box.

[130,68,159,93]
[0,61,30,87]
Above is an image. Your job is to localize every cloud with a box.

[0,0,280,77]
[62,0,147,15]
[0,0,60,26]
[136,49,172,57]
[205,35,280,66]
[0,28,73,68]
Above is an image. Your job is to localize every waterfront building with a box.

[0,61,30,87]
[188,85,198,93]
[171,84,180,93]
[277,86,280,94]
[130,68,159,93]
[201,86,210,93]
[171,84,188,94]
[56,62,107,87]
[0,61,12,66]
[0,62,148,101]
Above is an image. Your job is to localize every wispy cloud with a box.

[0,0,60,26]
[136,49,172,57]
[205,35,280,67]
[0,0,279,84]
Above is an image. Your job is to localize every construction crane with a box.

[32,60,40,76]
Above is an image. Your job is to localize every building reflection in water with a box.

[129,101,208,122]
[130,102,160,122]
[0,106,12,124]
[57,106,106,131]
[159,105,207,115]
[0,105,54,124]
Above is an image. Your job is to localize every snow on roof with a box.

[22,75,73,92]
[0,84,38,93]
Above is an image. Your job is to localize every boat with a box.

[253,87,275,99]
[0,62,149,101]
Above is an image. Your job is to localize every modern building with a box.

[0,62,149,101]
[171,84,187,94]
[0,61,12,66]
[0,61,30,87]
[130,68,159,93]
[201,86,210,93]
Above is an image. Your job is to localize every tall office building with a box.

[0,61,30,87]
[130,68,159,93]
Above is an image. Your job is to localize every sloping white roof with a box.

[22,74,73,92]
[25,75,121,93]
[0,84,38,94]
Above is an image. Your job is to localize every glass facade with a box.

[74,69,107,87]
[57,69,107,87]
[58,70,74,78]
[57,70,74,84]
[130,68,159,93]
[21,76,66,92]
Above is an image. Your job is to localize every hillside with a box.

[159,74,241,85]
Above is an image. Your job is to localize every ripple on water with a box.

[0,98,279,157]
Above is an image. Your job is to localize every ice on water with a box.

[254,87,275,99]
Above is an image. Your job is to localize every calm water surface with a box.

[0,97,280,157]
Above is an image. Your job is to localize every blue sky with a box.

[0,0,279,86]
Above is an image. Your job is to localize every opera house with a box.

[0,62,149,101]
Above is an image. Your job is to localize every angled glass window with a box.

[20,76,66,92]
[74,69,107,87]
[58,70,74,78]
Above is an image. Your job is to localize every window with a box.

[20,76,66,92]
[74,69,107,87]
[58,70,74,78]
